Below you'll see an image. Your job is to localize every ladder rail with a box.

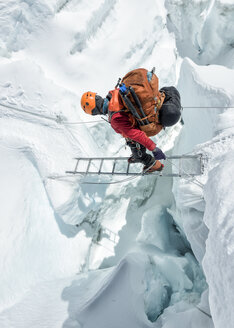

[66,154,204,177]
[65,170,200,177]
[74,154,202,161]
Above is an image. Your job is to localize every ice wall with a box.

[169,3,234,327]
[165,0,234,67]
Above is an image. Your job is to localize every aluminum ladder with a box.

[65,154,205,177]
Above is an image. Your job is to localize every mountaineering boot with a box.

[126,140,152,164]
[128,155,142,164]
[126,139,164,172]
[143,158,164,173]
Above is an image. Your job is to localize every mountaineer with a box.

[80,68,181,173]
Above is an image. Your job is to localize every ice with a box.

[165,0,234,67]
[0,252,206,328]
[0,0,233,327]
[172,28,234,328]
[203,150,234,326]
[0,145,92,311]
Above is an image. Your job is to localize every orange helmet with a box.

[81,91,97,115]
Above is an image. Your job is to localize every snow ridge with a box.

[70,0,118,54]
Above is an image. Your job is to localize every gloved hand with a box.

[152,147,166,160]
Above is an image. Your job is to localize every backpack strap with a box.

[129,87,150,125]
[156,91,165,110]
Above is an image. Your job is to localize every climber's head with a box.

[159,103,181,127]
[81,91,104,115]
[158,87,181,127]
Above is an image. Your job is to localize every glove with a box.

[152,147,166,160]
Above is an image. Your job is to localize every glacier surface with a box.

[0,0,233,327]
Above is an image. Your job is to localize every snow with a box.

[203,150,234,327]
[0,144,91,311]
[0,255,153,328]
[0,0,233,327]
[172,26,234,328]
[165,0,234,67]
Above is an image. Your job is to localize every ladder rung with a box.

[179,157,182,176]
[74,159,79,173]
[86,159,92,175]
[112,160,117,175]
[126,162,130,175]
[98,159,104,174]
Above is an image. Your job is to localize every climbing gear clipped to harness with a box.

[119,68,165,137]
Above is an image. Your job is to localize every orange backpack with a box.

[120,68,165,136]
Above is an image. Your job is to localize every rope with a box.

[48,173,141,185]
[0,102,59,122]
[166,159,204,189]
[183,106,234,108]
[1,101,234,126]
[168,158,204,188]
[62,117,109,125]
[0,102,105,125]
[195,305,212,319]
[63,120,105,125]
[80,175,140,185]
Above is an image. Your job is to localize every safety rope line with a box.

[79,175,140,185]
[0,102,105,125]
[166,159,204,189]
[48,173,141,185]
[183,106,234,108]
[195,305,212,319]
[63,120,105,124]
[0,102,60,122]
[1,101,234,126]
